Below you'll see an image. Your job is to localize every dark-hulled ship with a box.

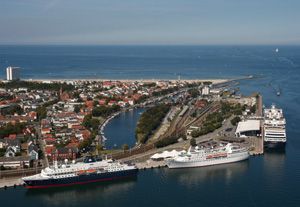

[22,157,138,188]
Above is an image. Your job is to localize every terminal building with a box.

[235,120,261,137]
[7,67,20,81]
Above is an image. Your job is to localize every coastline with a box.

[19,78,228,84]
[15,75,262,85]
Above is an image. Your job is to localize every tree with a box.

[74,105,81,113]
[191,130,199,138]
[96,144,104,152]
[121,143,129,150]
[93,100,98,107]
[250,105,256,114]
[190,138,197,146]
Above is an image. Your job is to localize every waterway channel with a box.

[102,108,147,149]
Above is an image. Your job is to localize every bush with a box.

[231,117,241,126]
[156,137,178,148]
[190,138,197,146]
[121,143,129,150]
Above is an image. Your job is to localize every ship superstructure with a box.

[165,143,249,169]
[22,157,138,188]
[263,104,286,148]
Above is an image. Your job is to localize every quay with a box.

[136,160,166,170]
[0,177,25,189]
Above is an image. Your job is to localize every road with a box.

[34,122,49,167]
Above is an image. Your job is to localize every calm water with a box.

[0,45,298,80]
[1,46,300,206]
[103,108,146,149]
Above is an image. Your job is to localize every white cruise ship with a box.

[22,156,138,188]
[263,104,286,148]
[165,143,249,169]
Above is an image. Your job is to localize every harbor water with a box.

[1,46,300,206]
[102,108,146,149]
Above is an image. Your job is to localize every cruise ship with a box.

[263,104,286,148]
[165,143,249,169]
[22,157,138,188]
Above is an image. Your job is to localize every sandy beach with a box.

[23,78,228,84]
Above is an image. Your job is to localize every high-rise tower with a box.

[7,67,20,81]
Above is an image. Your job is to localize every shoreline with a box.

[17,75,262,85]
[17,78,228,84]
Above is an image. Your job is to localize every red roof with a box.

[44,134,53,137]
[46,138,56,142]
[86,101,94,105]
[47,146,56,155]
[67,142,79,148]
[8,134,17,140]
[80,130,90,135]
[72,125,82,129]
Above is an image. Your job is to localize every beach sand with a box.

[23,78,228,84]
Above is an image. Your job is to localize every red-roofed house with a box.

[86,101,94,105]
[41,128,51,135]
[45,138,56,146]
[28,112,37,120]
[98,99,106,105]
[108,101,116,106]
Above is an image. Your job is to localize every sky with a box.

[0,0,299,45]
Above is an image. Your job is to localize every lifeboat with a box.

[212,153,227,157]
[76,170,86,175]
[86,169,96,174]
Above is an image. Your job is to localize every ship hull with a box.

[24,169,138,188]
[166,153,249,169]
[264,141,286,149]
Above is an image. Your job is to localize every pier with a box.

[0,178,25,189]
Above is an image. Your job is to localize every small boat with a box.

[277,92,280,96]
[86,169,96,174]
[76,170,86,175]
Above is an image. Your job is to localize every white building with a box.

[235,120,261,137]
[7,67,20,81]
[202,86,210,95]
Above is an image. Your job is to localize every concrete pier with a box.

[136,160,166,170]
[0,178,25,189]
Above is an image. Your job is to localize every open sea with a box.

[1,45,300,207]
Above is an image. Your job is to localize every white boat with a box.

[276,48,279,53]
[263,104,286,148]
[165,143,249,169]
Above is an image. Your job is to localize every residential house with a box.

[28,144,39,160]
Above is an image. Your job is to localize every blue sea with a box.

[1,45,299,80]
[1,45,300,207]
